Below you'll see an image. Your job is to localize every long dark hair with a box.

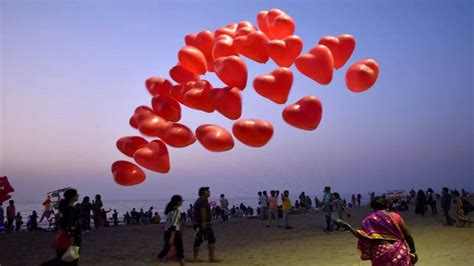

[164,195,183,215]
[59,188,78,212]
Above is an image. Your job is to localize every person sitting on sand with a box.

[193,187,220,263]
[151,212,161,224]
[339,196,418,265]
[156,195,185,266]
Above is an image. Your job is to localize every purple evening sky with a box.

[1,0,472,201]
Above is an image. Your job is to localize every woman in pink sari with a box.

[340,196,418,266]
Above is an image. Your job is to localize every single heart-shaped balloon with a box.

[185,30,215,72]
[295,45,334,85]
[185,30,214,59]
[145,77,172,96]
[169,64,201,85]
[133,140,170,173]
[138,114,169,138]
[183,80,216,113]
[178,46,207,75]
[345,59,379,93]
[151,95,181,122]
[213,87,242,120]
[318,34,355,69]
[214,56,248,89]
[282,96,323,131]
[264,9,295,40]
[116,136,149,157]
[232,119,274,147]
[268,35,303,67]
[253,67,293,104]
[129,106,154,129]
[196,124,235,152]
[215,23,238,38]
[234,31,269,63]
[162,122,196,148]
[111,161,146,186]
[213,34,238,59]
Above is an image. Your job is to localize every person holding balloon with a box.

[339,196,418,265]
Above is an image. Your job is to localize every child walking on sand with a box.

[156,195,185,266]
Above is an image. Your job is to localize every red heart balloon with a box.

[234,31,269,63]
[232,119,274,147]
[116,136,149,157]
[138,114,169,137]
[213,87,242,120]
[162,122,196,148]
[345,59,379,93]
[178,46,207,75]
[265,9,295,40]
[185,30,215,72]
[253,67,293,104]
[318,34,355,69]
[282,96,323,131]
[235,21,257,37]
[129,106,154,129]
[295,45,334,85]
[185,30,214,59]
[151,95,181,122]
[133,140,170,173]
[111,161,146,186]
[169,64,201,85]
[213,34,238,59]
[215,23,238,38]
[145,77,172,96]
[268,35,303,67]
[213,56,248,90]
[183,80,216,113]
[196,124,235,152]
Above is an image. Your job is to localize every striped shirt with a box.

[164,210,181,231]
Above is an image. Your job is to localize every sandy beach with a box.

[1,206,473,266]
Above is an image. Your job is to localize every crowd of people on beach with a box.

[1,186,472,265]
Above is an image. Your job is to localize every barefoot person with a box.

[156,195,185,266]
[339,196,418,265]
[193,187,220,263]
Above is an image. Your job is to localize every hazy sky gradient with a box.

[1,0,473,201]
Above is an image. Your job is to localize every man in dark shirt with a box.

[193,187,220,263]
[441,187,455,226]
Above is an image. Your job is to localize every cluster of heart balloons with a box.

[112,9,379,186]
[0,176,15,203]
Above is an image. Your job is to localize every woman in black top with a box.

[43,188,81,266]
